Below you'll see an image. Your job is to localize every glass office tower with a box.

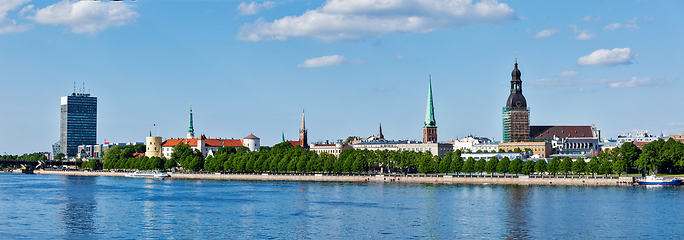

[60,93,97,157]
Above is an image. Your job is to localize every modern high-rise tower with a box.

[423,75,437,143]
[60,90,97,157]
[503,59,530,143]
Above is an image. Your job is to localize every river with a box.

[1,173,682,239]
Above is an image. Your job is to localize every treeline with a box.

[0,153,48,161]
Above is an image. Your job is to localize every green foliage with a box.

[497,157,510,175]
[55,153,65,160]
[534,160,547,174]
[547,157,560,176]
[485,157,498,175]
[560,157,572,176]
[474,159,487,175]
[462,157,476,174]
[612,159,627,176]
[439,152,452,173]
[599,158,613,176]
[572,158,586,176]
[587,157,600,176]
[450,156,464,173]
[522,160,535,175]
[509,158,523,175]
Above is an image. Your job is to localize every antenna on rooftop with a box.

[73,82,76,94]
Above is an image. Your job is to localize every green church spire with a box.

[282,132,285,143]
[424,75,436,128]
[188,105,194,135]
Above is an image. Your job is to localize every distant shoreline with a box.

[22,170,637,186]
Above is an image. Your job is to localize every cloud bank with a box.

[298,55,346,68]
[29,0,139,34]
[237,0,517,42]
[578,48,635,67]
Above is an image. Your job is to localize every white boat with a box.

[636,175,682,185]
[125,171,170,179]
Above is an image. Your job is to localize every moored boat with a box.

[124,171,170,179]
[635,175,682,185]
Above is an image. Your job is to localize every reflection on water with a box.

[1,174,684,239]
[504,185,531,239]
[60,175,97,238]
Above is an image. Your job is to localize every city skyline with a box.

[1,0,683,154]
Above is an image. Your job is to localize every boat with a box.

[635,175,682,185]
[124,171,170,179]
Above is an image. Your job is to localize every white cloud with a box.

[603,23,621,31]
[568,24,594,40]
[582,15,600,22]
[29,0,139,34]
[298,55,346,68]
[535,28,558,38]
[395,55,403,59]
[575,30,594,40]
[557,71,578,77]
[0,0,32,34]
[237,0,516,42]
[237,1,276,16]
[608,77,660,88]
[578,48,635,67]
[603,22,638,31]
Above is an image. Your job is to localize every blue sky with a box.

[1,0,683,154]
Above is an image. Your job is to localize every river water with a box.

[1,173,683,239]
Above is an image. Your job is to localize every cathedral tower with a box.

[503,59,530,142]
[423,76,437,143]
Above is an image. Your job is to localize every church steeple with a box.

[424,75,436,128]
[282,132,285,143]
[187,106,195,139]
[299,110,308,148]
[377,121,384,139]
[423,75,437,143]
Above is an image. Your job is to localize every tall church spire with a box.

[299,110,308,148]
[377,121,384,139]
[423,75,437,143]
[424,75,436,128]
[187,105,195,139]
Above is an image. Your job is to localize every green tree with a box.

[587,157,600,177]
[599,158,613,176]
[534,160,547,175]
[509,158,523,175]
[55,153,65,161]
[497,157,510,175]
[560,157,573,176]
[522,160,535,175]
[439,152,453,173]
[572,158,586,176]
[485,157,499,176]
[450,156,463,173]
[547,157,560,176]
[620,142,641,167]
[474,159,487,176]
[612,159,628,176]
[237,146,251,153]
[462,157,476,176]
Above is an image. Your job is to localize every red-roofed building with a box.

[161,134,260,158]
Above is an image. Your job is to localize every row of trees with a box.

[0,153,48,161]
[93,139,684,175]
[596,139,684,174]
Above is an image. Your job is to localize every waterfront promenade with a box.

[30,170,634,186]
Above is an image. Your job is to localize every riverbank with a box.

[26,170,637,186]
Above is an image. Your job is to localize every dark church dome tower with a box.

[503,59,530,143]
[505,62,527,108]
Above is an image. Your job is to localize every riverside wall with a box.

[31,170,634,186]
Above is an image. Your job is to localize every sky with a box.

[1,0,683,155]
